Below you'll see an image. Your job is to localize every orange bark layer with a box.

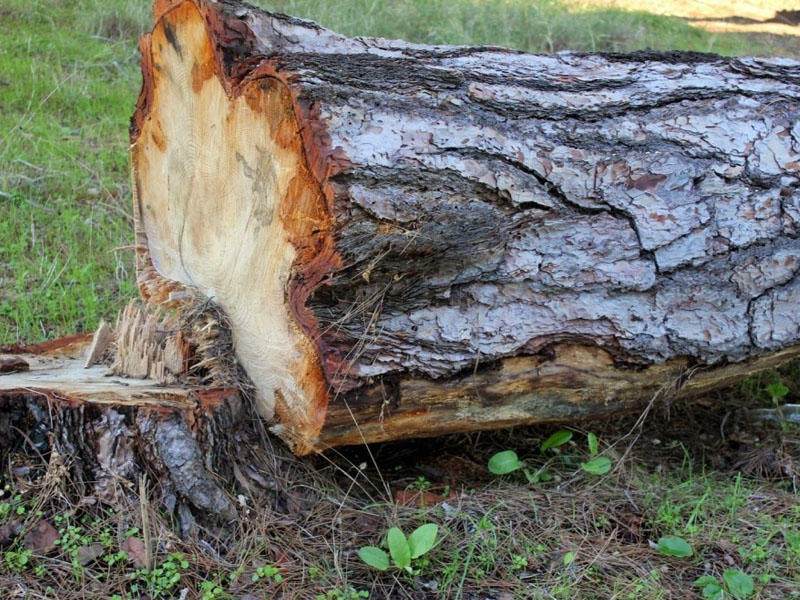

[1,333,94,357]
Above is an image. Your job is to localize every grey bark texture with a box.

[240,9,800,387]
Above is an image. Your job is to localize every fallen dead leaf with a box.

[393,488,458,507]
[338,510,382,537]
[0,520,22,547]
[23,520,59,553]
[77,543,105,565]
[122,536,147,568]
[273,549,292,567]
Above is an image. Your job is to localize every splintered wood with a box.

[0,343,192,408]
[1,326,241,517]
[112,303,187,383]
[84,320,114,368]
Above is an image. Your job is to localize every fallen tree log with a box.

[129,0,800,454]
[5,0,800,459]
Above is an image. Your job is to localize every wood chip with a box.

[84,320,114,368]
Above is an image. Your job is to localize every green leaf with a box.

[541,430,572,452]
[723,569,754,599]
[488,450,524,475]
[408,524,438,559]
[387,528,411,570]
[701,582,725,600]
[358,547,389,571]
[562,551,576,565]
[765,382,789,400]
[694,576,719,586]
[581,456,612,475]
[587,432,599,457]
[657,536,693,558]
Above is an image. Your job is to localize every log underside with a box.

[3,334,799,457]
[125,0,800,454]
[316,344,800,448]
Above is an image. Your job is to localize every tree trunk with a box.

[21,0,800,456]
[0,325,240,519]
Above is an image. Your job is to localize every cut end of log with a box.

[132,1,332,450]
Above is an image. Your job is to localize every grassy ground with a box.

[1,1,799,599]
[0,0,148,341]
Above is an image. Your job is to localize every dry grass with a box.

[574,0,800,37]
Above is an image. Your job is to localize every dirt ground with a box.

[579,0,800,37]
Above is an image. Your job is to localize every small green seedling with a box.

[487,450,550,483]
[408,476,432,491]
[587,432,599,456]
[765,382,789,405]
[251,563,282,583]
[489,432,612,481]
[656,536,693,558]
[199,579,230,600]
[3,548,33,573]
[359,523,438,573]
[540,430,572,452]
[316,587,369,600]
[695,576,725,600]
[133,552,190,598]
[487,429,573,482]
[581,455,612,475]
[488,450,524,475]
[694,569,754,599]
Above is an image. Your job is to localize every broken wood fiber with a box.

[129,0,800,454]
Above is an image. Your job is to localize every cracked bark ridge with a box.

[131,0,800,453]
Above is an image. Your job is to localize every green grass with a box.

[0,0,149,341]
[259,0,800,56]
[1,0,798,343]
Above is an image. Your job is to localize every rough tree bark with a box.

[5,0,800,459]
